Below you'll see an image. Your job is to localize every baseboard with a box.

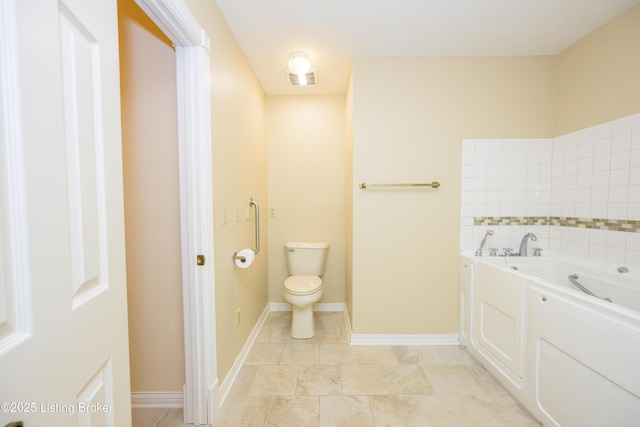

[131,392,183,408]
[269,302,346,312]
[350,333,460,346]
[217,304,271,406]
[268,302,457,346]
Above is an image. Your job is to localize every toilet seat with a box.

[284,276,322,296]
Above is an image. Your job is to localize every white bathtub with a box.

[459,252,640,427]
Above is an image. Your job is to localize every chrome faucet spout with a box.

[519,232,537,256]
[475,230,494,256]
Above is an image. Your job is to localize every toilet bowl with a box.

[284,276,323,339]
[284,241,329,339]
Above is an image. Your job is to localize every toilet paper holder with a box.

[233,198,260,263]
[234,254,247,262]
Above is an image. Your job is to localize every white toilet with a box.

[284,241,329,339]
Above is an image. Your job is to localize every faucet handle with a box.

[488,248,498,256]
[532,247,542,256]
[501,248,514,257]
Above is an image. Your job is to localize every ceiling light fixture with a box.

[287,51,311,76]
[285,51,316,87]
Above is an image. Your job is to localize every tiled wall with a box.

[460,113,640,268]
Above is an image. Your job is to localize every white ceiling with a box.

[215,0,639,96]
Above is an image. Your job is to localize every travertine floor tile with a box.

[418,344,474,365]
[131,408,168,427]
[225,365,259,399]
[341,365,389,395]
[264,395,319,427]
[250,365,299,395]
[369,395,431,426]
[355,345,399,365]
[421,364,485,395]
[211,395,271,427]
[319,395,374,427]
[133,312,539,427]
[383,364,434,395]
[465,363,510,395]
[393,345,421,364]
[245,343,284,365]
[281,343,320,365]
[416,395,538,427]
[319,343,358,365]
[297,365,342,396]
[153,408,193,427]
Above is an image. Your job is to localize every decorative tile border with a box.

[474,216,640,233]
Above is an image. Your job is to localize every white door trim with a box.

[133,1,216,424]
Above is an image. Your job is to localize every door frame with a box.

[132,0,216,424]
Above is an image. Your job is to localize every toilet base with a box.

[291,305,315,339]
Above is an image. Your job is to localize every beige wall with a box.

[266,96,346,303]
[555,4,640,136]
[118,0,184,391]
[350,57,557,334]
[181,0,268,384]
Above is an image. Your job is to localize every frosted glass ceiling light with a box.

[286,51,316,86]
[288,52,311,76]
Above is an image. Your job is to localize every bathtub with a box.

[459,251,640,427]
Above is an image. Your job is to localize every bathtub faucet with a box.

[518,232,537,256]
[475,230,494,256]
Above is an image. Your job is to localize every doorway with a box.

[118,0,185,406]
[118,0,217,424]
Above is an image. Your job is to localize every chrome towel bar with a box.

[359,182,440,189]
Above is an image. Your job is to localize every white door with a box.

[0,0,131,426]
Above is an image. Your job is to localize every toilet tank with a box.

[285,241,329,276]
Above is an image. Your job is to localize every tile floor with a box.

[133,311,539,427]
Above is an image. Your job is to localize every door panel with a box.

[0,0,131,426]
[59,4,108,308]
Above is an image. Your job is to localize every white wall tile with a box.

[628,185,640,203]
[574,242,589,258]
[626,249,640,268]
[589,243,607,261]
[576,172,592,188]
[612,115,633,136]
[609,203,627,220]
[632,131,640,150]
[591,203,608,218]
[595,122,612,140]
[610,151,630,170]
[612,133,632,153]
[633,113,640,132]
[630,150,640,167]
[594,138,611,156]
[627,232,640,251]
[629,167,640,185]
[579,127,595,143]
[606,246,625,264]
[590,229,608,245]
[609,168,629,186]
[459,123,638,264]
[592,170,610,186]
[593,154,611,171]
